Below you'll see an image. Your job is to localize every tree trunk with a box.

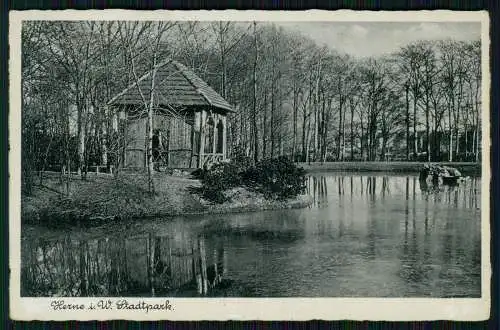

[147,59,158,194]
[306,110,312,164]
[278,87,284,156]
[252,22,259,163]
[413,90,418,160]
[76,97,85,177]
[474,76,481,162]
[425,92,430,162]
[314,60,321,161]
[341,98,346,162]
[292,88,298,161]
[270,79,275,158]
[320,94,327,163]
[405,84,410,161]
[475,104,480,162]
[350,97,355,161]
[432,102,439,161]
[221,52,226,99]
[101,107,108,167]
[359,113,365,161]
[302,108,307,162]
[338,94,343,161]
[448,103,453,162]
[262,89,268,159]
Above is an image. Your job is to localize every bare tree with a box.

[118,21,177,193]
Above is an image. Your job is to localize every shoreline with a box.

[298,161,481,175]
[21,161,480,227]
[22,195,313,227]
[23,196,313,227]
[21,173,313,227]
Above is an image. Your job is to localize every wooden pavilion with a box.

[108,60,234,169]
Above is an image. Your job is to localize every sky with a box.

[273,22,481,58]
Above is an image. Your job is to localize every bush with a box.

[229,146,253,173]
[197,154,306,204]
[198,161,243,203]
[191,168,207,180]
[192,147,251,182]
[243,156,306,200]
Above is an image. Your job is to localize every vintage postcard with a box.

[9,10,491,320]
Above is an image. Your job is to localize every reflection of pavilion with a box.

[21,233,227,297]
[108,60,234,169]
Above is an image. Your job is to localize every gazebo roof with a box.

[108,59,234,113]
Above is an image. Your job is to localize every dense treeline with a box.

[22,21,481,194]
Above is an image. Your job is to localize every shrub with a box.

[198,161,242,203]
[197,154,306,203]
[229,146,253,173]
[192,147,251,182]
[243,156,307,200]
[191,168,207,180]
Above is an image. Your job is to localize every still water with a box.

[21,173,481,297]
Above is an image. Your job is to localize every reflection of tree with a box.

[22,174,481,297]
[381,176,390,199]
[78,240,88,296]
[21,231,229,297]
[197,236,208,294]
[308,176,328,208]
[365,177,377,259]
[146,233,155,296]
[405,175,409,229]
[349,176,353,203]
[473,177,479,209]
[338,176,344,196]
[360,176,364,195]
[366,176,376,202]
[397,175,426,292]
[422,192,431,283]
[403,176,409,253]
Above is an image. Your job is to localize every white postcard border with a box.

[8,9,491,321]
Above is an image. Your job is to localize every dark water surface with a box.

[21,173,481,297]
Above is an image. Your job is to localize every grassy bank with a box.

[298,161,481,176]
[22,161,479,226]
[21,172,312,226]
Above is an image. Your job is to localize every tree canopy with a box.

[21,21,482,194]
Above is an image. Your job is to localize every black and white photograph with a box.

[9,10,490,320]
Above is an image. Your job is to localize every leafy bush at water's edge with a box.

[243,157,307,200]
[195,155,307,204]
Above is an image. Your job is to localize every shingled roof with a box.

[108,60,234,112]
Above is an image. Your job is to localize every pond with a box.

[21,173,482,298]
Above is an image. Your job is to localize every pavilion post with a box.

[198,109,205,168]
[222,116,227,160]
[212,112,217,155]
[189,112,195,168]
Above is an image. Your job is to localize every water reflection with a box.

[21,232,228,297]
[306,174,480,210]
[22,174,481,298]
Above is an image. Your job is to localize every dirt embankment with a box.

[21,172,312,226]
